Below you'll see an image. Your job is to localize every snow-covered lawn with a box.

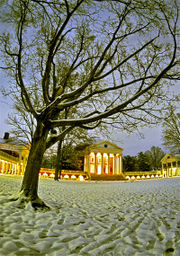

[0,175,179,256]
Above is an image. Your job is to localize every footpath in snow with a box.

[0,175,179,256]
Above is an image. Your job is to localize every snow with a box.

[0,175,179,256]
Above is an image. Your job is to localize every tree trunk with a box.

[19,122,50,209]
[54,139,63,181]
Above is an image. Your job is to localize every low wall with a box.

[124,171,162,180]
[39,168,89,180]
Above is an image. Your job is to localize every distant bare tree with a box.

[162,110,180,154]
[7,102,36,145]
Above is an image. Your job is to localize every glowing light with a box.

[97,165,101,174]
[131,176,135,179]
[64,174,69,179]
[147,175,150,178]
[137,176,140,179]
[142,175,145,179]
[151,175,154,178]
[172,168,177,176]
[126,176,130,180]
[155,174,158,177]
[90,165,94,173]
[71,175,76,179]
[50,173,55,178]
[90,152,95,157]
[79,175,84,181]
[43,172,48,176]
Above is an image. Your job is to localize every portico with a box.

[84,141,123,176]
[161,153,180,177]
[0,133,29,175]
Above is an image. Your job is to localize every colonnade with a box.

[0,146,29,175]
[85,152,122,175]
[0,159,22,175]
[162,161,180,177]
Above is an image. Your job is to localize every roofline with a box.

[161,153,180,162]
[86,140,124,151]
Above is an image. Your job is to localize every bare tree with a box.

[7,96,102,181]
[0,0,179,209]
[162,109,180,154]
[7,102,36,145]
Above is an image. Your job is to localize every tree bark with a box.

[54,139,63,181]
[20,122,50,209]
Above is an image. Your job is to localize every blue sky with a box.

[112,127,164,156]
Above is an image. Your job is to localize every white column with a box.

[87,154,90,174]
[113,154,117,175]
[10,162,12,174]
[108,153,110,174]
[95,153,97,174]
[117,155,119,175]
[2,161,5,174]
[4,161,7,174]
[116,155,119,174]
[101,153,103,175]
[119,155,122,173]
[14,164,17,174]
[84,155,86,172]
[113,154,115,175]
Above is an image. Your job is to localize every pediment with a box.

[161,153,175,162]
[88,141,123,151]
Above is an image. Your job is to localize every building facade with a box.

[84,141,123,176]
[161,153,180,177]
[0,133,29,175]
